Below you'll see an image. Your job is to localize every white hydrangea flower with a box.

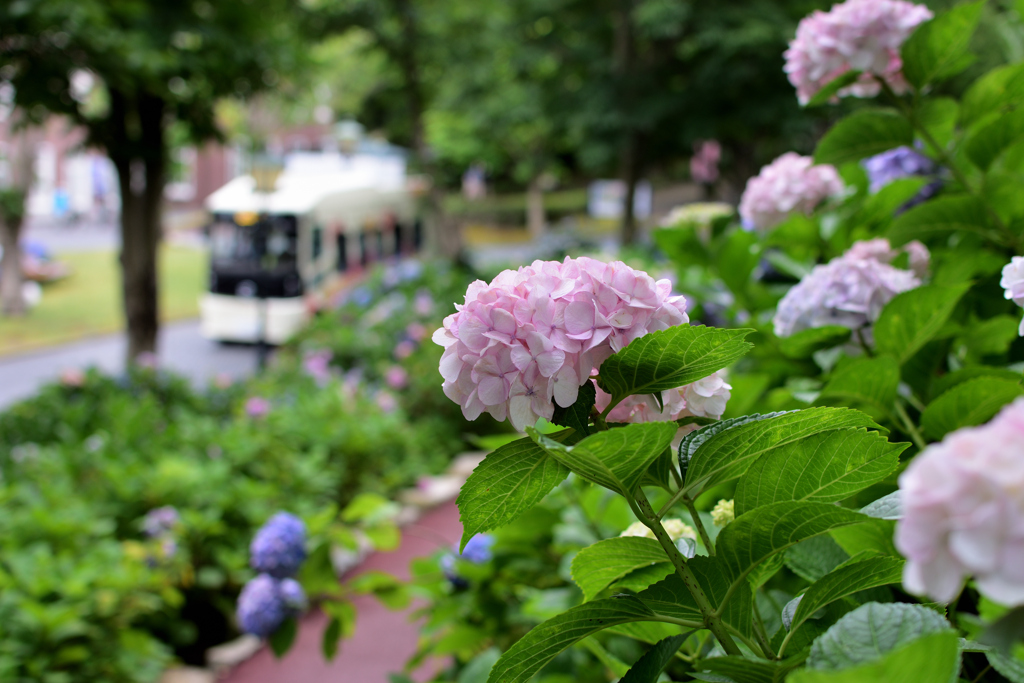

[711,499,735,528]
[1000,256,1024,336]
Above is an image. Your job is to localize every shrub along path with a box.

[223,500,462,683]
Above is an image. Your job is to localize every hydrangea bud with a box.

[773,238,927,340]
[711,499,735,528]
[862,146,936,193]
[739,153,844,232]
[896,398,1024,605]
[1001,256,1024,336]
[236,574,288,638]
[250,512,307,578]
[620,519,695,542]
[784,0,933,105]
[434,257,689,430]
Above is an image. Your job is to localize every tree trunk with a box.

[527,176,546,241]
[620,133,640,246]
[0,204,26,317]
[614,0,641,246]
[110,90,166,363]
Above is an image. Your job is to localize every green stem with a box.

[894,399,927,451]
[777,626,797,659]
[634,490,742,656]
[854,327,874,357]
[683,497,715,556]
[751,596,777,659]
[657,486,688,520]
[592,405,610,432]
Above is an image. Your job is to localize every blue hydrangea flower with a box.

[862,146,935,193]
[236,574,288,638]
[142,506,180,538]
[441,534,496,587]
[279,578,308,611]
[250,512,307,578]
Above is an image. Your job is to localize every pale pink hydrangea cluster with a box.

[1001,256,1024,336]
[594,373,731,425]
[784,0,933,105]
[739,153,844,232]
[773,238,927,339]
[433,257,689,430]
[896,398,1024,605]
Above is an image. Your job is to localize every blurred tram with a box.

[201,144,421,343]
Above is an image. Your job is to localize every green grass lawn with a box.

[0,246,207,356]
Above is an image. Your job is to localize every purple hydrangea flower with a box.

[143,506,180,538]
[237,574,288,637]
[250,512,307,578]
[863,146,935,193]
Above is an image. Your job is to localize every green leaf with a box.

[888,195,993,245]
[457,433,571,551]
[571,537,670,601]
[717,503,867,589]
[606,620,681,645]
[817,357,900,415]
[778,326,852,360]
[620,634,689,683]
[788,630,960,683]
[638,557,754,637]
[988,649,1024,683]
[323,599,356,638]
[860,491,902,520]
[679,411,790,478]
[873,283,971,364]
[612,563,675,594]
[458,648,501,683]
[807,602,953,671]
[979,605,1024,655]
[785,535,850,583]
[917,97,959,150]
[597,324,754,405]
[322,617,342,661]
[931,365,1023,398]
[717,229,762,295]
[830,518,898,557]
[551,380,596,437]
[966,108,1024,171]
[269,617,298,658]
[485,595,657,683]
[531,421,678,496]
[955,314,1021,358]
[961,63,1024,127]
[699,656,803,683]
[806,70,863,107]
[921,376,1024,440]
[814,109,913,166]
[684,408,883,496]
[858,177,928,226]
[901,1,984,89]
[788,557,904,638]
[349,571,410,609]
[734,429,905,516]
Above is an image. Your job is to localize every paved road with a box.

[0,319,261,409]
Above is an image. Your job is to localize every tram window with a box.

[336,234,348,271]
[312,226,323,261]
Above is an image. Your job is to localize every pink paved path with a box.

[223,501,462,683]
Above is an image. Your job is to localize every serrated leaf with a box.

[901,0,984,89]
[734,429,905,516]
[966,108,1024,171]
[606,620,681,645]
[679,412,792,480]
[785,535,850,583]
[817,357,900,415]
[620,634,690,683]
[814,109,913,166]
[830,518,899,557]
[699,656,803,683]
[551,380,596,437]
[322,617,342,661]
[860,491,902,520]
[269,617,298,658]
[961,63,1024,127]
[778,326,852,359]
[531,421,677,496]
[571,537,669,601]
[807,602,953,671]
[484,595,658,683]
[889,195,993,246]
[789,630,960,683]
[683,408,883,496]
[930,365,1023,398]
[988,649,1024,683]
[873,283,971,364]
[917,97,959,150]
[788,557,904,638]
[716,502,867,587]
[612,563,675,594]
[597,324,754,406]
[921,376,1024,440]
[457,433,571,550]
[859,177,928,225]
[806,70,863,107]
[638,557,753,638]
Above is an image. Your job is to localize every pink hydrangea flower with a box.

[784,0,933,105]
[60,368,86,387]
[594,372,731,427]
[773,238,927,339]
[896,398,1024,605]
[434,257,689,430]
[739,153,844,232]
[1001,256,1024,336]
[303,349,332,384]
[245,397,271,418]
[394,340,416,359]
[385,365,409,390]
